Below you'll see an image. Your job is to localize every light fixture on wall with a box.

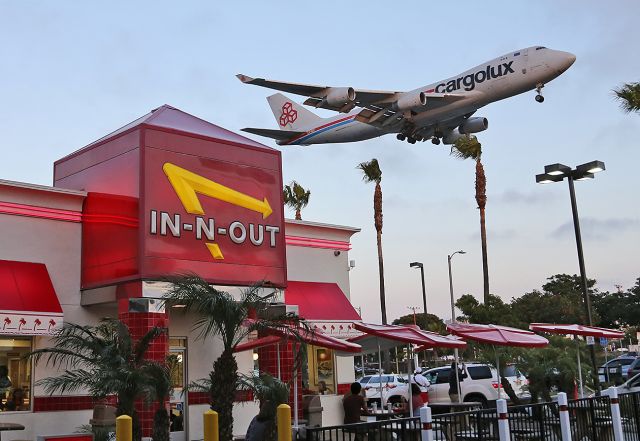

[252,352,259,361]
[333,250,341,256]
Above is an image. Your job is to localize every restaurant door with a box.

[169,338,187,441]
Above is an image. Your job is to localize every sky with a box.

[1,1,639,324]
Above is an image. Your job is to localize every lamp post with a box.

[447,250,466,403]
[536,160,605,392]
[410,262,428,317]
[448,251,466,322]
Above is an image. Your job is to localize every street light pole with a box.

[410,262,428,317]
[447,250,465,403]
[536,160,605,393]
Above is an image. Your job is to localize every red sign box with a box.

[54,105,287,289]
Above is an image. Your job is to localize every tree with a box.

[163,275,305,441]
[357,158,387,324]
[593,278,640,327]
[283,181,311,220]
[238,373,289,441]
[29,319,169,441]
[393,312,447,334]
[451,135,490,302]
[613,82,640,114]
[456,294,524,328]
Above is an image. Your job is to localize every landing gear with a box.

[407,137,416,144]
[431,137,441,145]
[535,83,545,103]
[396,134,406,141]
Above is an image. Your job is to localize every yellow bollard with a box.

[277,404,291,441]
[204,409,219,441]
[116,415,132,441]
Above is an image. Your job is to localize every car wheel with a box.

[464,394,488,408]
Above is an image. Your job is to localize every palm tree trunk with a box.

[295,208,301,220]
[211,350,239,441]
[475,158,490,302]
[374,183,386,324]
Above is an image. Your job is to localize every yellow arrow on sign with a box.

[162,162,273,219]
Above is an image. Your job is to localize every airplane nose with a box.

[555,50,576,72]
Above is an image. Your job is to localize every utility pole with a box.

[407,306,421,325]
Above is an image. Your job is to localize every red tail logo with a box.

[279,102,298,126]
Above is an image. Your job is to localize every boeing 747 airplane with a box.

[238,46,575,146]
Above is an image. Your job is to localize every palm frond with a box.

[451,135,482,160]
[357,159,382,184]
[613,82,640,113]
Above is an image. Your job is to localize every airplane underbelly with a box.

[310,121,382,144]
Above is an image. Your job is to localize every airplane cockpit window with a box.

[535,46,547,50]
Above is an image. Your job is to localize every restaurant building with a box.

[0,105,362,439]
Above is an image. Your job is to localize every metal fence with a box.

[303,391,640,441]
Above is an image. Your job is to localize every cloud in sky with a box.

[550,217,640,240]
[495,189,557,205]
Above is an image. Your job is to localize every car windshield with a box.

[359,376,372,384]
[502,365,520,377]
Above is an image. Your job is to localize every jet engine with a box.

[458,117,489,134]
[443,129,465,145]
[392,92,427,111]
[325,87,356,106]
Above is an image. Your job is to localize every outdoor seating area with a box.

[303,390,640,441]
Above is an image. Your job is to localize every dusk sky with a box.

[1,1,638,324]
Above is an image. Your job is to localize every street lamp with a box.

[536,160,605,392]
[410,262,428,317]
[447,250,466,403]
[447,251,466,322]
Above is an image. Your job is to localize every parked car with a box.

[597,356,637,383]
[600,372,640,397]
[357,373,408,404]
[416,362,529,406]
[625,357,640,380]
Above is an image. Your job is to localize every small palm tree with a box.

[452,135,490,302]
[163,275,306,441]
[283,181,311,220]
[238,373,289,441]
[613,82,640,114]
[28,319,169,441]
[357,158,387,324]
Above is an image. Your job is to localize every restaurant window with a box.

[0,337,32,412]
[307,345,335,395]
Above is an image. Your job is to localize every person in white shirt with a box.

[413,367,430,388]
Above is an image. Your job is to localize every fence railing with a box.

[303,390,640,441]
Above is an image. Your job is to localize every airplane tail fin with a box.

[267,93,323,131]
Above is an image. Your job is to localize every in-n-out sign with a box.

[150,162,280,260]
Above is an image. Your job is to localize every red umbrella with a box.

[529,323,624,339]
[349,322,465,414]
[447,323,549,347]
[447,323,549,401]
[529,323,624,397]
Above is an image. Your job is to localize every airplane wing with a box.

[237,73,398,112]
[241,127,304,141]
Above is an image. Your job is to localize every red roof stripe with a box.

[0,260,63,313]
[284,281,361,321]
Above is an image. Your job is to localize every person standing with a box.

[448,362,467,402]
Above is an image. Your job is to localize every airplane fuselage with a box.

[280,46,575,146]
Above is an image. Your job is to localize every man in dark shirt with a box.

[343,382,368,424]
[448,361,468,402]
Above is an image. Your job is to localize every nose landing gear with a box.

[431,137,441,145]
[535,83,545,103]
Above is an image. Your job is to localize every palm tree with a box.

[451,135,490,302]
[283,181,311,220]
[613,82,640,113]
[28,319,169,441]
[237,373,289,441]
[163,275,305,441]
[357,158,387,324]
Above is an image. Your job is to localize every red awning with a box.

[0,260,64,335]
[234,335,282,353]
[529,323,625,339]
[447,323,549,348]
[284,281,361,321]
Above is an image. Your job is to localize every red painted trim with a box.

[498,412,508,420]
[285,235,351,251]
[82,213,139,228]
[559,405,568,412]
[423,423,432,430]
[286,115,356,144]
[611,398,619,404]
[0,201,82,223]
